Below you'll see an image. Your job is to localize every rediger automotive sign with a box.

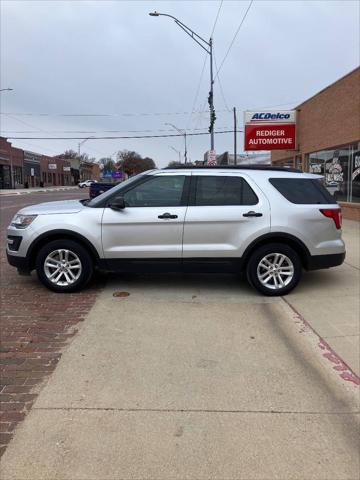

[244,110,296,151]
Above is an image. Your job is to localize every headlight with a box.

[10,214,38,229]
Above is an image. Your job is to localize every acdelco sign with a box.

[244,110,296,151]
[245,110,296,124]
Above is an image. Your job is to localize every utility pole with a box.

[233,107,237,165]
[209,37,215,151]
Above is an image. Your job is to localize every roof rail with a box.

[164,165,302,173]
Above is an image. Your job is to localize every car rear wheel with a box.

[36,239,93,292]
[246,243,302,296]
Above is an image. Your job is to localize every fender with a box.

[241,232,311,268]
[27,229,101,269]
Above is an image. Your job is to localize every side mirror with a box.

[109,196,126,210]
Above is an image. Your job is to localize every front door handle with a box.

[158,212,178,219]
[243,211,263,217]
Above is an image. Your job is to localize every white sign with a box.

[207,150,217,165]
[244,110,296,125]
[63,166,71,172]
[30,168,34,176]
[48,164,57,170]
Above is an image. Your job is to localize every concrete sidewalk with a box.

[0,221,359,480]
[286,219,359,375]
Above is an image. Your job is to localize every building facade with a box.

[23,151,41,188]
[40,156,72,186]
[0,138,24,189]
[0,137,99,189]
[271,67,360,220]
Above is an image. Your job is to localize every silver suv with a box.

[6,166,345,296]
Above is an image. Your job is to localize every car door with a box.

[101,172,189,259]
[182,172,271,260]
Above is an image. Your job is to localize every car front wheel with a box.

[36,239,94,292]
[246,243,302,296]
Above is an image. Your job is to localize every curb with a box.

[0,187,78,197]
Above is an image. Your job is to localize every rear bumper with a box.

[306,252,345,270]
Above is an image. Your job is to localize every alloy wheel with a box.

[256,253,294,290]
[44,249,82,286]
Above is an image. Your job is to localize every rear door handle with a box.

[158,212,178,219]
[243,211,263,217]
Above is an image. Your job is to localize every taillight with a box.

[320,208,342,229]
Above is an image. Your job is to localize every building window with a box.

[13,166,23,186]
[309,142,360,203]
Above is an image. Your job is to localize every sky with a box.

[0,0,359,168]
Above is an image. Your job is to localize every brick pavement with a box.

[0,192,101,457]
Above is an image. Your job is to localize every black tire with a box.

[36,239,94,293]
[246,243,302,296]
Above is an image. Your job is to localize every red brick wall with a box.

[272,68,360,163]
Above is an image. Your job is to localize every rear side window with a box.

[269,178,335,204]
[194,176,258,206]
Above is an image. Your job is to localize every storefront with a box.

[40,156,72,186]
[0,138,24,189]
[271,67,360,220]
[24,151,41,188]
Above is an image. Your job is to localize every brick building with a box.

[80,160,100,181]
[271,67,360,220]
[0,137,96,189]
[0,137,24,189]
[40,156,72,187]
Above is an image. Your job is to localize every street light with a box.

[78,136,94,156]
[169,145,181,163]
[0,88,13,92]
[149,11,215,151]
[165,123,188,163]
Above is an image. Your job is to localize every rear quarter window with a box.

[269,178,335,204]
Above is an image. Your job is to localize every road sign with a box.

[112,171,122,179]
[207,150,217,165]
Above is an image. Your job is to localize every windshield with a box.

[87,172,147,207]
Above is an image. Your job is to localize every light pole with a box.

[78,137,94,157]
[0,88,13,92]
[165,123,188,163]
[169,146,181,163]
[149,11,215,151]
[78,137,94,181]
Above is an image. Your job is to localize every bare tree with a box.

[116,150,156,175]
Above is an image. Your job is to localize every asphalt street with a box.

[0,189,359,479]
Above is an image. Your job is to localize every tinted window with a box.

[269,178,335,204]
[123,175,185,207]
[194,176,258,206]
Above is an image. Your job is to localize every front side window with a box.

[123,175,185,207]
[193,176,258,206]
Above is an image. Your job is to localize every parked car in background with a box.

[78,179,97,188]
[89,182,117,199]
[6,166,345,296]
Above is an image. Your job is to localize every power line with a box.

[0,109,228,118]
[6,130,243,141]
[210,0,223,37]
[1,126,232,134]
[215,0,254,80]
[213,52,231,112]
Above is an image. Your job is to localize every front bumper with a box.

[306,252,346,270]
[6,252,32,274]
